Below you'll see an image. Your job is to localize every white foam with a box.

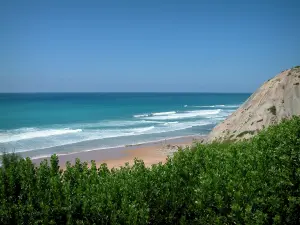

[157,121,212,132]
[131,126,155,133]
[191,105,216,108]
[1,120,214,153]
[129,121,211,136]
[145,109,221,120]
[133,111,176,118]
[152,111,176,116]
[73,120,163,128]
[133,114,149,118]
[0,127,152,153]
[0,128,82,143]
[216,104,239,108]
[30,154,53,160]
[192,104,239,108]
[163,121,179,125]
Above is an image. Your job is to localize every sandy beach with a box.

[32,135,205,169]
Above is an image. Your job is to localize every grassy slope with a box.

[1,117,300,224]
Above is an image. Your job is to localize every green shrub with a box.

[1,117,300,224]
[268,105,277,115]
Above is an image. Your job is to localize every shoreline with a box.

[32,135,206,169]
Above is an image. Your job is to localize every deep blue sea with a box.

[0,93,250,159]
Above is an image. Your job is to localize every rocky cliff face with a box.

[207,66,300,142]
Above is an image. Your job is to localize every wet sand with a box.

[32,135,205,169]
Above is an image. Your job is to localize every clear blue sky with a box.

[1,0,299,93]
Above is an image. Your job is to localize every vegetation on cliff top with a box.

[1,117,300,224]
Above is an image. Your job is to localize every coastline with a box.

[32,135,205,169]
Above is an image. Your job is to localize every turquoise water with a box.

[0,93,250,158]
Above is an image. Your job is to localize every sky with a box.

[0,0,299,93]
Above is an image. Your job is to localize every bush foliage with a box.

[1,117,300,224]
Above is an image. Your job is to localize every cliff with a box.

[207,66,300,142]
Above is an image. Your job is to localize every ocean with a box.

[0,93,250,159]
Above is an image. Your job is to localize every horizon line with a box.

[0,91,252,94]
